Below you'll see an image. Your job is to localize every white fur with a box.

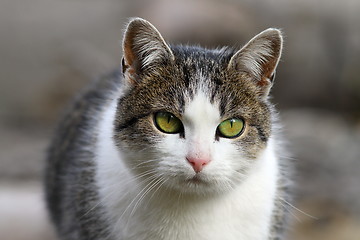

[95,89,279,240]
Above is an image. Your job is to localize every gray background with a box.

[1,0,359,239]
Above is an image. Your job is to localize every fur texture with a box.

[45,18,290,240]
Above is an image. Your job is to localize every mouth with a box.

[185,174,208,185]
[172,173,229,195]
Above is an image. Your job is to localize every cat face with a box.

[113,18,282,195]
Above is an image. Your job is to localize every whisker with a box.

[120,176,159,220]
[279,197,319,220]
[147,175,166,202]
[131,159,159,170]
[129,176,164,217]
[124,176,164,230]
[279,201,302,223]
[110,175,159,237]
[80,169,158,219]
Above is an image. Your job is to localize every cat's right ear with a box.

[122,18,174,85]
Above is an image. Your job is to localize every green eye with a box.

[217,118,245,139]
[154,112,183,134]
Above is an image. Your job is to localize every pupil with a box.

[167,115,171,123]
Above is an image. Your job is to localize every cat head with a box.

[114,18,283,195]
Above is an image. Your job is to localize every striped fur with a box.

[45,18,291,240]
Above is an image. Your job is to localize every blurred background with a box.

[0,0,359,239]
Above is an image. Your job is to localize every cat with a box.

[45,17,291,240]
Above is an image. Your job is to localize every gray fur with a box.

[45,71,122,239]
[45,18,291,240]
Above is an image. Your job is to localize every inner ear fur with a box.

[122,18,174,85]
[228,28,283,98]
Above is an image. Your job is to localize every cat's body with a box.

[46,18,290,240]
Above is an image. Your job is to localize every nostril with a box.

[188,160,196,166]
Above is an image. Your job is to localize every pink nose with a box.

[186,157,211,173]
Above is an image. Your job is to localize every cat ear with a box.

[228,28,283,98]
[122,18,174,85]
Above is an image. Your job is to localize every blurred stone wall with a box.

[1,0,359,240]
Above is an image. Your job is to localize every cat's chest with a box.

[117,178,275,240]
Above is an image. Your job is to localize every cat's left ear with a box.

[228,28,283,98]
[122,18,174,85]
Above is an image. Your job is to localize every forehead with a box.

[128,46,262,119]
[183,90,220,124]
